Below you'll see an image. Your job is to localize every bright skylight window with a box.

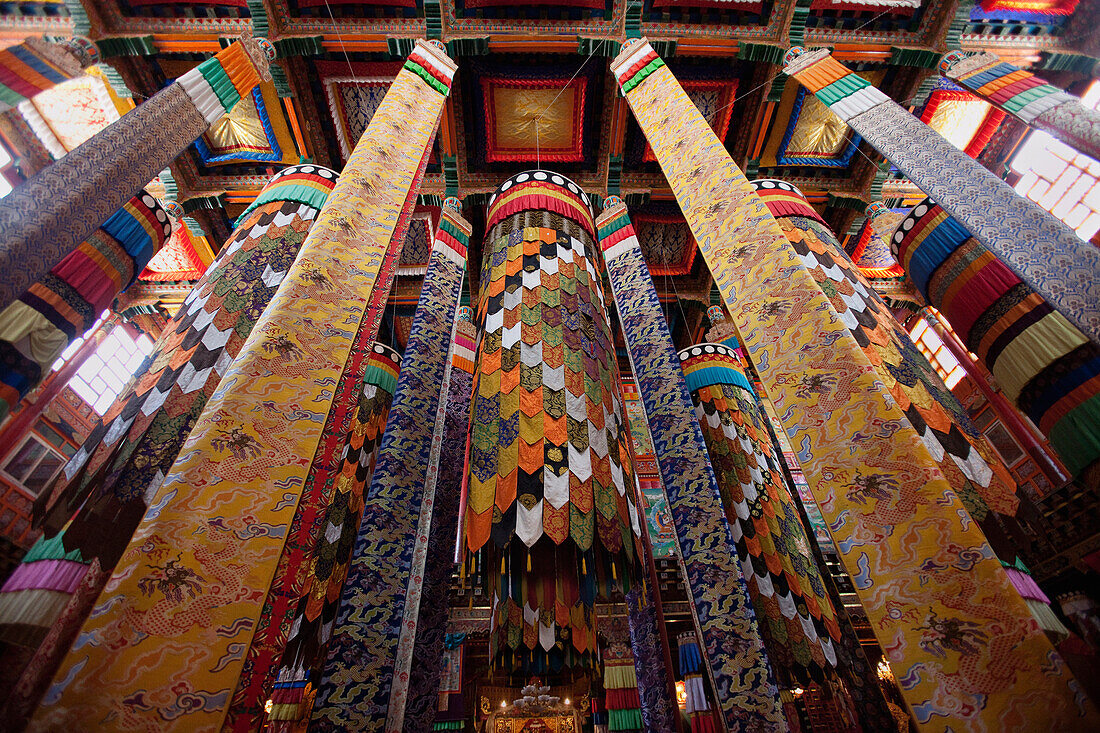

[1009,80,1100,242]
[67,326,154,414]
[909,317,966,389]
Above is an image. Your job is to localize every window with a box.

[909,317,966,389]
[1008,80,1100,241]
[66,326,154,415]
[2,434,66,495]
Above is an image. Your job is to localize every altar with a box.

[485,684,582,733]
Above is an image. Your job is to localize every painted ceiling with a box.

[1,0,1091,344]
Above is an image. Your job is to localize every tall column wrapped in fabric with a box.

[598,198,787,732]
[611,38,1094,731]
[460,171,641,684]
[0,37,273,311]
[894,197,1100,485]
[0,164,337,728]
[0,191,173,421]
[941,51,1100,162]
[402,300,478,733]
[224,105,435,731]
[677,343,845,688]
[310,201,470,732]
[784,46,1100,345]
[29,40,455,731]
[256,341,399,723]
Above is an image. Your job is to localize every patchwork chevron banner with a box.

[0,37,272,312]
[598,199,787,732]
[678,342,842,684]
[613,39,1093,731]
[784,46,1100,346]
[751,178,1019,519]
[894,197,1100,482]
[311,203,469,732]
[462,171,640,675]
[30,40,455,732]
[941,50,1100,161]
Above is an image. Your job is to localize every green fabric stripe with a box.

[440,217,468,245]
[1048,392,1100,477]
[622,58,665,94]
[1003,84,1058,114]
[817,74,870,106]
[608,707,644,730]
[197,56,241,113]
[23,531,84,563]
[235,183,333,224]
[0,84,26,108]
[404,60,448,96]
[431,722,463,730]
[362,362,399,394]
[598,212,631,240]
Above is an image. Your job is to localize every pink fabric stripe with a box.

[1005,567,1048,603]
[1,559,87,594]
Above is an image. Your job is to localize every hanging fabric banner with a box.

[0,164,337,728]
[784,46,1100,345]
[612,38,1093,731]
[29,40,455,732]
[0,37,97,112]
[223,126,434,732]
[403,303,478,733]
[751,178,1019,518]
[311,201,469,732]
[597,198,787,732]
[0,37,273,312]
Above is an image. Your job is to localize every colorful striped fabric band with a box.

[235,164,339,223]
[678,343,754,394]
[896,197,1100,477]
[749,179,827,225]
[177,41,266,125]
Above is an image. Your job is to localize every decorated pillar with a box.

[751,180,1021,520]
[0,37,98,112]
[894,197,1100,485]
[0,164,337,728]
[310,201,470,732]
[29,40,455,731]
[264,341,400,726]
[597,199,786,732]
[784,46,1100,345]
[941,51,1100,161]
[704,308,899,732]
[612,38,1093,730]
[0,191,172,421]
[0,37,272,311]
[224,139,435,730]
[459,172,639,682]
[677,343,843,684]
[403,304,478,732]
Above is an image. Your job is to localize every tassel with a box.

[581,556,587,575]
[611,561,617,581]
[527,550,532,573]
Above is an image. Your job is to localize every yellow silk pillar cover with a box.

[611,38,1092,732]
[29,40,456,732]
